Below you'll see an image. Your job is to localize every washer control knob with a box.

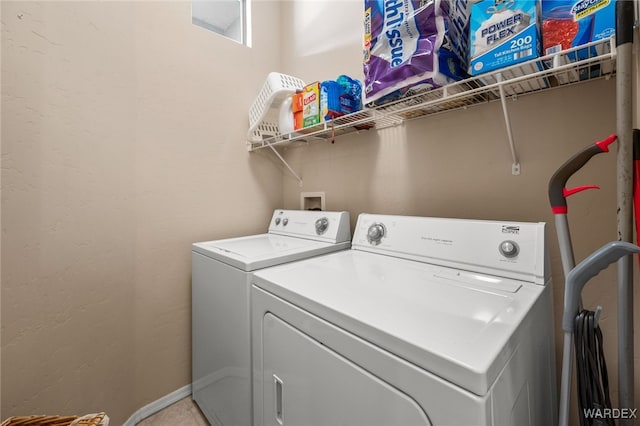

[367,223,386,245]
[275,218,281,225]
[315,217,329,235]
[499,240,519,258]
[282,218,289,226]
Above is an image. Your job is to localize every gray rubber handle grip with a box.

[562,241,640,332]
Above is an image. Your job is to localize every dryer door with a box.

[262,313,432,426]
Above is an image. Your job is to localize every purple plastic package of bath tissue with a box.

[363,0,465,106]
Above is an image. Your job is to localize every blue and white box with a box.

[542,0,616,55]
[468,0,540,75]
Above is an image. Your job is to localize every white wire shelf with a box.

[247,37,616,153]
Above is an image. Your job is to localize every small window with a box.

[192,0,251,46]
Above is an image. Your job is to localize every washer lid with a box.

[252,249,547,396]
[193,234,350,271]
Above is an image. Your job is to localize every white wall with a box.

[1,1,283,423]
[281,0,363,83]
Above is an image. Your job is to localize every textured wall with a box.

[1,1,283,423]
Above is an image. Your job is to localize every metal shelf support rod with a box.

[267,143,303,187]
[496,73,521,175]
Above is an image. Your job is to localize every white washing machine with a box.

[192,209,351,426]
[252,213,557,426]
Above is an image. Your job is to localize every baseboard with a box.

[122,384,192,426]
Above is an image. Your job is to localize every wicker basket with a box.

[1,412,108,426]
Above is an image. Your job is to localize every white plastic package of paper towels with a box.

[446,0,540,75]
[473,9,531,57]
[363,0,465,106]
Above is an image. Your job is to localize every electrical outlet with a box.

[301,192,325,211]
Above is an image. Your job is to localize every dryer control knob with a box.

[499,240,519,258]
[315,217,329,235]
[283,218,289,226]
[367,223,386,246]
[275,218,281,225]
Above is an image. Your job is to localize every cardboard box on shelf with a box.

[292,92,304,131]
[302,82,322,128]
[541,0,615,55]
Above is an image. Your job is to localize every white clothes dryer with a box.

[252,214,557,426]
[192,210,351,426]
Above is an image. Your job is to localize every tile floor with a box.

[136,397,208,426]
